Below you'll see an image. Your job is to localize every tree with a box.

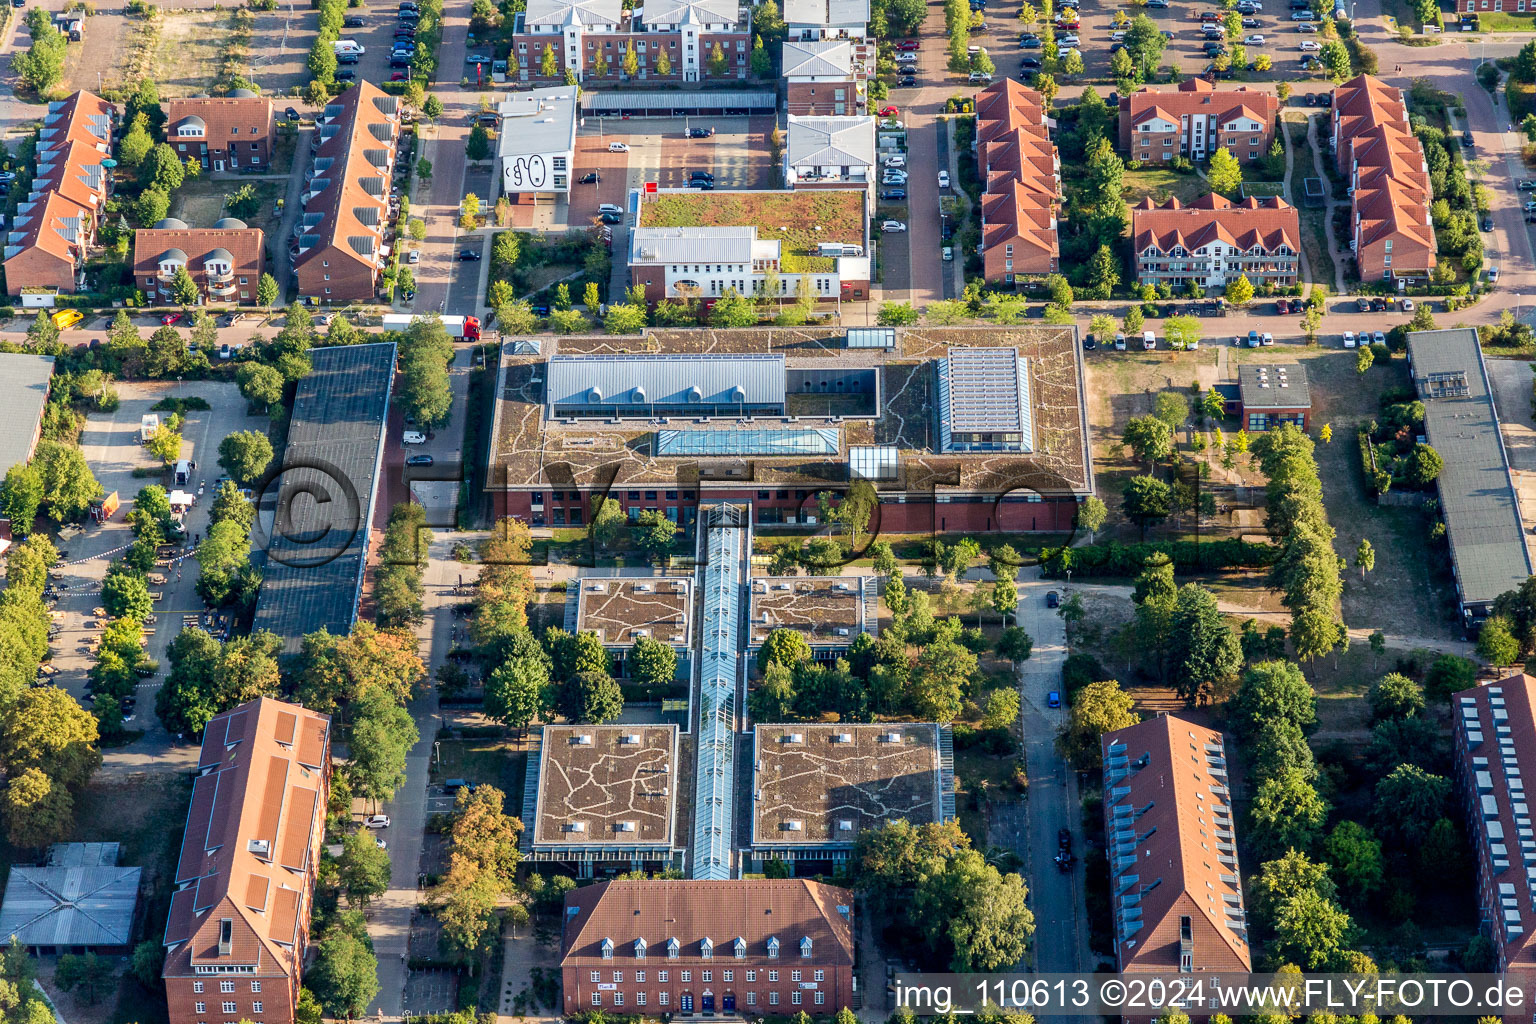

[337,829,392,907]
[911,847,1034,970]
[308,35,338,82]
[1124,416,1173,464]
[135,186,171,226]
[655,47,673,75]
[1353,537,1375,580]
[308,932,378,1020]
[256,273,280,308]
[1208,147,1243,196]
[710,288,758,327]
[36,440,102,523]
[1272,888,1353,969]
[53,954,115,1005]
[217,430,274,485]
[1075,495,1107,540]
[603,303,647,335]
[627,635,678,687]
[1249,767,1328,857]
[1057,679,1138,769]
[1163,315,1203,351]
[1124,12,1167,68]
[996,626,1034,663]
[561,671,624,723]
[1321,38,1353,81]
[4,767,72,849]
[1121,475,1172,530]
[466,125,492,161]
[981,688,1021,731]
[1,464,44,533]
[708,40,729,76]
[1153,392,1189,436]
[435,785,524,956]
[130,941,165,990]
[1368,672,1424,721]
[1480,615,1522,666]
[1324,820,1384,906]
[822,479,879,545]
[1230,660,1316,737]
[118,114,154,168]
[1425,652,1477,703]
[2,685,101,790]
[145,426,183,466]
[909,641,977,723]
[1168,584,1241,703]
[759,628,813,672]
[483,648,548,731]
[102,570,152,621]
[631,509,678,562]
[346,687,419,807]
[1405,443,1443,486]
[1372,762,1449,848]
[236,363,286,411]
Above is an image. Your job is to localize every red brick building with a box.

[560,880,856,1016]
[1102,716,1250,1020]
[1236,362,1310,431]
[133,219,265,305]
[1454,674,1536,1022]
[1131,194,1300,291]
[162,698,331,1024]
[293,83,400,303]
[974,79,1060,285]
[1332,75,1436,282]
[1118,78,1279,165]
[783,39,868,116]
[3,90,113,296]
[510,0,749,83]
[165,93,276,173]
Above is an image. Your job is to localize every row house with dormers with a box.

[3,90,115,296]
[560,880,856,1017]
[974,79,1061,284]
[133,218,265,305]
[293,83,400,304]
[165,92,276,173]
[1131,194,1300,290]
[509,0,751,83]
[1118,78,1279,165]
[1331,74,1436,281]
[162,699,330,1024]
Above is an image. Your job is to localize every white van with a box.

[818,242,864,257]
[333,39,364,54]
[1142,330,1156,350]
[402,431,427,445]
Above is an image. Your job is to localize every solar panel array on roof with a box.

[654,428,840,457]
[936,347,1033,453]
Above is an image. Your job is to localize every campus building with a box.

[133,218,265,305]
[495,88,579,203]
[784,117,877,212]
[559,880,856,1015]
[1236,363,1311,432]
[162,698,331,1024]
[3,90,114,296]
[486,326,1094,535]
[1130,194,1300,291]
[1117,78,1279,165]
[974,79,1061,284]
[1101,716,1251,991]
[165,92,277,173]
[564,577,692,677]
[292,83,401,303]
[508,0,751,83]
[1331,75,1436,282]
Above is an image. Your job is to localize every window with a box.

[221,983,236,993]
[747,993,757,1006]
[194,984,205,994]
[222,1003,237,1013]
[591,972,601,983]
[659,972,669,983]
[636,972,646,983]
[659,994,670,1007]
[612,972,623,983]
[770,994,780,1006]
[637,994,646,1007]
[252,1004,263,1014]
[724,971,733,982]
[592,994,602,1007]
[769,971,779,982]
[793,993,803,1005]
[814,970,824,982]
[702,971,712,982]
[681,971,691,982]
[613,993,624,1007]
[746,971,757,982]
[792,971,802,982]
[816,993,826,1005]
[196,1004,207,1014]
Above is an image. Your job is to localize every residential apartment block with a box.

[1454,675,1536,1007]
[974,79,1061,284]
[1118,78,1279,165]
[162,698,331,1024]
[560,880,856,1015]
[133,218,265,305]
[292,83,400,303]
[1131,194,1300,290]
[509,0,750,83]
[782,40,868,116]
[782,0,868,40]
[1332,74,1436,281]
[1102,716,1251,991]
[165,92,276,173]
[3,90,114,296]
[785,116,876,211]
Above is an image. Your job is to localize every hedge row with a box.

[1041,538,1278,578]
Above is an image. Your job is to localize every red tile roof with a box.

[1132,193,1299,257]
[974,79,1060,276]
[1332,74,1436,277]
[1102,715,1251,974]
[294,83,400,286]
[560,880,856,963]
[132,227,265,283]
[164,95,274,148]
[4,192,91,272]
[162,698,329,981]
[1121,80,1279,144]
[4,91,112,291]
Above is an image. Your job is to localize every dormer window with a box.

[766,937,780,958]
[1143,247,1160,258]
[800,937,813,958]
[667,937,680,959]
[634,939,647,960]
[600,938,614,959]
[734,937,746,959]
[1172,247,1186,258]
[700,937,713,959]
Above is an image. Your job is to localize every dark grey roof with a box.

[212,217,247,229]
[0,848,141,948]
[1407,328,1533,610]
[204,247,234,263]
[0,354,54,478]
[546,353,786,409]
[154,218,190,230]
[251,343,395,652]
[1237,363,1311,409]
[230,88,258,98]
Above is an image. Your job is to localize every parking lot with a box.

[567,115,777,228]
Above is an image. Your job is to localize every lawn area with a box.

[431,736,529,816]
[1122,166,1210,206]
[638,191,865,273]
[1474,9,1536,29]
[168,177,288,247]
[1282,115,1339,288]
[156,10,229,97]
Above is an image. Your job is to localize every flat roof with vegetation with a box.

[637,190,866,273]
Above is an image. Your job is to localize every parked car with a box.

[1299,39,1321,48]
[942,246,953,261]
[1059,33,1079,45]
[1147,0,1168,8]
[1490,266,1502,283]
[608,141,630,152]
[1401,298,1416,312]
[466,52,491,62]
[160,312,183,325]
[343,14,364,25]
[1242,16,1261,25]
[1021,56,1042,68]
[406,454,434,466]
[1022,35,1041,46]
[687,126,716,138]
[1291,11,1314,18]
[895,38,920,49]
[402,431,427,445]
[1276,297,1291,314]
[1371,295,1388,311]
[1298,20,1317,29]
[579,171,600,183]
[1520,180,1536,191]
[881,219,907,232]
[881,189,906,201]
[899,75,917,85]
[600,211,623,224]
[364,815,391,829]
[937,170,950,188]
[1463,130,1475,148]
[1342,330,1356,348]
[1481,213,1494,231]
[1245,33,1265,42]
[878,105,899,117]
[1372,330,1386,345]
[1046,590,1060,608]
[458,248,482,261]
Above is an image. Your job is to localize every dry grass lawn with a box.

[639,190,866,273]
